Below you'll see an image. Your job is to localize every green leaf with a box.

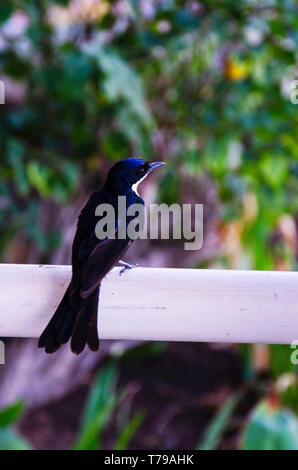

[198,392,241,450]
[0,428,31,450]
[0,2,13,24]
[114,411,145,450]
[242,399,298,450]
[84,45,153,127]
[260,153,288,188]
[7,140,29,196]
[73,363,118,450]
[0,401,30,450]
[270,345,297,379]
[0,401,24,428]
[26,161,51,197]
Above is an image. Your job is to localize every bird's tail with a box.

[71,286,100,354]
[38,284,100,354]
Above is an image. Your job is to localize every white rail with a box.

[0,264,297,344]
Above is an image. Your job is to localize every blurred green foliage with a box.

[0,400,31,449]
[242,397,298,450]
[0,0,297,266]
[74,361,144,450]
[74,362,119,450]
[198,391,241,450]
[0,363,143,450]
[1,0,298,450]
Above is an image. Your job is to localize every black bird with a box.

[38,158,164,354]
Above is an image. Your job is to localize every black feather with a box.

[38,288,71,348]
[86,286,100,351]
[38,158,155,355]
[70,287,99,354]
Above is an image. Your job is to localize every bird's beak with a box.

[148,162,165,173]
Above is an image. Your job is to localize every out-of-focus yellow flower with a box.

[48,0,109,27]
[225,59,249,81]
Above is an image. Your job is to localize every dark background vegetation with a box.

[0,0,298,450]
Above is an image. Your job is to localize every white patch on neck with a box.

[131,172,149,197]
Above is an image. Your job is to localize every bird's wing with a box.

[71,190,134,298]
[79,235,132,298]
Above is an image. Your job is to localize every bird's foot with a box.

[119,260,138,276]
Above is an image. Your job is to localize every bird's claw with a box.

[119,262,138,276]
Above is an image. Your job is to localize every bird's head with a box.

[105,158,164,194]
